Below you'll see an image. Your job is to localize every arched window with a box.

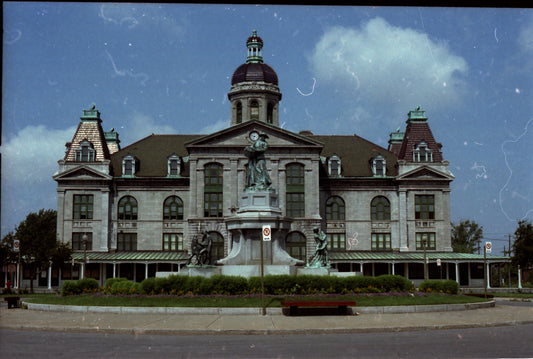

[250,100,259,121]
[209,232,225,262]
[163,196,183,220]
[267,102,274,124]
[118,196,138,220]
[75,140,96,162]
[286,232,306,261]
[204,163,223,217]
[286,163,305,217]
[326,196,345,220]
[371,196,391,221]
[236,102,242,124]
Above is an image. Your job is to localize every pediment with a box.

[185,121,324,149]
[397,165,454,181]
[53,165,112,181]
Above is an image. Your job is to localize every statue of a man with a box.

[244,133,272,191]
[308,227,329,268]
[188,231,213,266]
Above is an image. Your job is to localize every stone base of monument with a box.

[221,264,297,277]
[181,266,222,278]
[296,267,339,276]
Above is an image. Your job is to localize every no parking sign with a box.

[485,242,492,253]
[262,225,271,241]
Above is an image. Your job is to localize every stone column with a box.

[101,188,110,251]
[398,189,408,251]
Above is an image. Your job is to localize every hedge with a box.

[62,274,418,296]
[419,279,459,294]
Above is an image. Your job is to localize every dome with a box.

[231,30,278,86]
[231,63,278,85]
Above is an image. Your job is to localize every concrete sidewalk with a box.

[1,301,532,335]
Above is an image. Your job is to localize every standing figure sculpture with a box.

[308,227,329,268]
[188,231,213,266]
[244,133,272,191]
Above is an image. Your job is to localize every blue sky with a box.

[2,3,532,255]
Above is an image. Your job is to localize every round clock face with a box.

[249,131,259,141]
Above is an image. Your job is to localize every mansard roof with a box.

[397,108,443,162]
[307,134,398,177]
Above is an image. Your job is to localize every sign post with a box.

[483,243,488,298]
[14,240,21,295]
[260,225,271,316]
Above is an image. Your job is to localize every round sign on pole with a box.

[13,239,20,252]
[485,242,492,253]
[262,225,271,241]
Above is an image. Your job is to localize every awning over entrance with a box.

[71,251,189,264]
[330,251,510,264]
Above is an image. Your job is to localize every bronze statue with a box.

[308,227,329,267]
[188,231,213,266]
[244,133,272,191]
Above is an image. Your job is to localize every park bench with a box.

[4,296,20,309]
[281,300,356,316]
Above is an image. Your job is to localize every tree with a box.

[15,209,71,293]
[0,232,18,268]
[512,219,533,268]
[451,220,483,253]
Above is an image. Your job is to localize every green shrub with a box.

[104,277,129,289]
[419,279,458,294]
[61,280,81,296]
[376,275,414,292]
[168,275,189,294]
[141,277,156,294]
[78,278,99,293]
[153,277,171,294]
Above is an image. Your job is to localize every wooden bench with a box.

[4,296,20,309]
[281,300,356,316]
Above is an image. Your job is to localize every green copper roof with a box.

[406,105,427,123]
[330,251,510,263]
[71,251,189,263]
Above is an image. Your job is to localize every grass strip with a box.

[23,293,488,308]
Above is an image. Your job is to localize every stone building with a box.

[48,31,509,289]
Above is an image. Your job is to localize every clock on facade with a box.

[249,130,259,141]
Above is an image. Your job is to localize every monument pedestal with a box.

[296,267,338,276]
[217,190,304,276]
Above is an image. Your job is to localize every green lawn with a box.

[21,293,489,308]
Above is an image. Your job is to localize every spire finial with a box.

[246,30,264,64]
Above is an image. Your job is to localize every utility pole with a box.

[507,234,512,288]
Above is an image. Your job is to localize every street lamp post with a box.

[423,235,428,281]
[82,233,88,279]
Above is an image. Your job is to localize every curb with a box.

[23,300,495,315]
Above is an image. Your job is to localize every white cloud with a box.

[518,17,533,54]
[1,125,76,234]
[309,18,468,111]
[118,111,179,144]
[2,125,76,185]
[199,119,230,135]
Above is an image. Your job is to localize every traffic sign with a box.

[437,258,441,266]
[485,242,492,253]
[262,225,271,241]
[13,239,20,252]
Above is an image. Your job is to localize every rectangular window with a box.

[73,195,93,219]
[371,233,391,251]
[163,233,183,251]
[416,233,436,250]
[117,233,137,251]
[327,233,346,251]
[169,160,179,176]
[286,193,305,217]
[72,232,93,251]
[204,193,223,217]
[415,195,435,219]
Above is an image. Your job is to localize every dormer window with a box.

[372,155,386,176]
[328,155,341,177]
[168,155,180,177]
[413,142,433,162]
[75,140,95,162]
[122,155,136,177]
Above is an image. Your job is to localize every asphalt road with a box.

[2,324,533,358]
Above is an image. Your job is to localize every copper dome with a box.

[231,62,279,85]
